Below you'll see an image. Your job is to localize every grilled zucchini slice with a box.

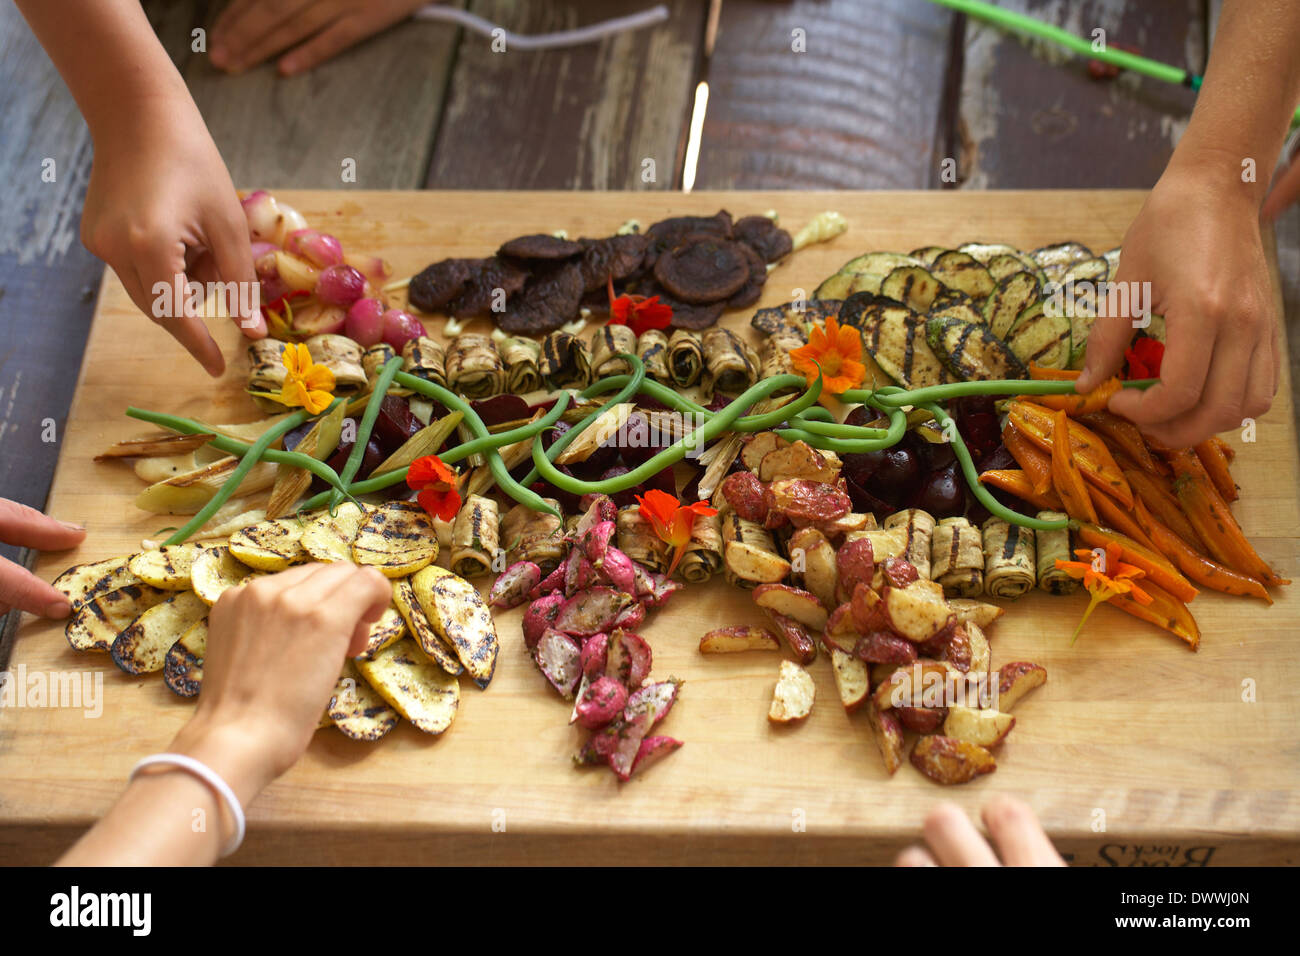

[838,252,924,275]
[66,583,169,652]
[301,502,370,563]
[986,253,1034,282]
[390,578,463,674]
[53,556,138,612]
[930,251,996,299]
[984,271,1042,339]
[881,266,943,312]
[1031,242,1092,283]
[163,618,207,698]
[354,637,459,736]
[813,271,858,300]
[1062,256,1108,286]
[1102,246,1122,276]
[110,590,208,675]
[127,544,207,590]
[926,317,1028,381]
[190,546,256,605]
[929,300,984,326]
[411,565,499,688]
[228,517,308,571]
[351,501,438,577]
[1005,301,1072,369]
[859,303,954,389]
[329,661,399,741]
[908,246,947,267]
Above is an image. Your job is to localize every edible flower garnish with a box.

[407,455,461,521]
[1054,544,1152,644]
[790,314,866,400]
[1124,336,1164,379]
[249,343,336,414]
[262,289,310,340]
[607,275,673,336]
[635,488,717,578]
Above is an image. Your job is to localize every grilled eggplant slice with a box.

[54,556,138,612]
[111,589,208,675]
[926,317,1027,381]
[1031,241,1092,283]
[128,544,207,590]
[881,266,943,312]
[228,516,308,571]
[839,252,925,275]
[301,502,370,563]
[930,251,996,299]
[882,509,937,580]
[617,505,669,573]
[984,271,1042,339]
[66,582,169,652]
[411,565,499,688]
[328,660,400,741]
[352,501,438,578]
[1004,301,1071,370]
[391,578,463,674]
[189,546,256,605]
[354,637,459,735]
[163,618,207,698]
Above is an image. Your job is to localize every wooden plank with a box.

[1,190,1297,865]
[175,1,461,189]
[425,1,707,189]
[956,0,1205,188]
[694,0,958,189]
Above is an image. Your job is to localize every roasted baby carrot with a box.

[1212,436,1235,464]
[1135,499,1272,603]
[1087,486,1159,553]
[1049,408,1099,524]
[1123,468,1206,552]
[1194,438,1238,502]
[978,470,1065,512]
[1028,364,1079,381]
[1172,468,1288,586]
[1028,376,1122,416]
[1107,578,1200,651]
[1075,521,1197,603]
[1077,410,1167,475]
[1008,401,1134,508]
[1002,420,1053,495]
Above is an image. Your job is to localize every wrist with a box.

[1164,139,1272,210]
[168,714,280,809]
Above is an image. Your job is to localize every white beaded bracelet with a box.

[129,753,246,858]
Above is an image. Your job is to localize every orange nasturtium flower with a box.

[1054,544,1153,644]
[790,315,866,400]
[250,342,336,415]
[635,488,717,578]
[407,455,461,521]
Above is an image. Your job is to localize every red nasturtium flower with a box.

[635,488,717,578]
[1124,337,1164,379]
[790,315,866,400]
[407,455,461,521]
[607,275,673,336]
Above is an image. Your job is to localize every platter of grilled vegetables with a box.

[53,501,495,742]
[815,241,1162,385]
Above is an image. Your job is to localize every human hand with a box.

[0,499,86,619]
[1076,155,1278,447]
[210,0,432,76]
[80,91,266,377]
[167,562,391,805]
[896,797,1066,867]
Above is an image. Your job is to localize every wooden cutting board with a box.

[2,191,1297,866]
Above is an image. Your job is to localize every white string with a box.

[413,4,670,50]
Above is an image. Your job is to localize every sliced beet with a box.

[733,215,794,263]
[497,260,584,334]
[448,256,531,317]
[498,234,582,260]
[408,257,478,312]
[725,241,768,309]
[471,394,531,427]
[653,234,750,304]
[642,210,733,269]
[577,234,648,292]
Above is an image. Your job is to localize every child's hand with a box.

[210,0,433,76]
[1077,157,1279,447]
[79,92,266,377]
[896,797,1066,867]
[169,562,392,803]
[0,499,85,619]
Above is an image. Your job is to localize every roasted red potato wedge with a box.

[788,526,838,611]
[865,701,905,775]
[761,608,818,665]
[752,582,828,631]
[895,705,947,734]
[881,584,955,643]
[828,647,870,713]
[943,705,1015,747]
[910,735,997,784]
[768,659,816,722]
[996,662,1047,712]
[699,625,781,654]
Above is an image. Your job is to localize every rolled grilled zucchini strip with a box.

[306,334,367,393]
[930,516,984,597]
[677,510,723,583]
[882,508,936,580]
[981,516,1037,599]
[589,324,638,378]
[247,339,290,411]
[636,329,672,383]
[1034,510,1078,594]
[501,499,567,572]
[401,336,447,388]
[617,505,669,573]
[702,327,760,395]
[446,333,506,398]
[499,335,542,394]
[540,331,592,389]
[449,494,500,578]
[666,329,704,388]
[758,324,806,392]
